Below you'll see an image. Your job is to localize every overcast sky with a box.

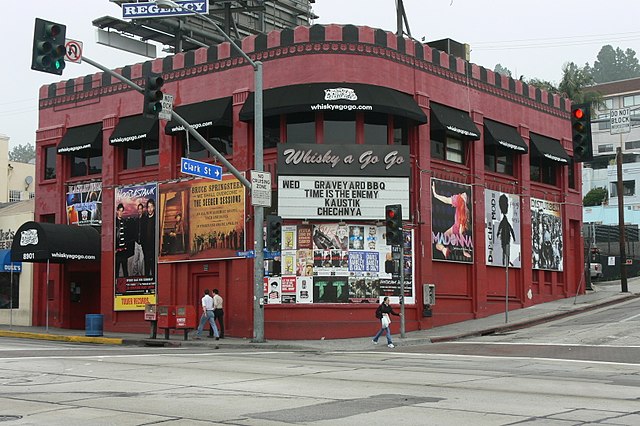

[2,0,640,149]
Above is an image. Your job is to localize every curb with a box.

[0,330,123,345]
[430,292,640,343]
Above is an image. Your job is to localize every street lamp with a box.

[155,0,266,341]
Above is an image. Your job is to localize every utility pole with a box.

[616,147,629,293]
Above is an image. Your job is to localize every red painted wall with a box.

[33,24,583,339]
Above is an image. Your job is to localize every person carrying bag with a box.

[372,296,401,348]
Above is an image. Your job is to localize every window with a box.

[431,132,465,164]
[364,113,388,145]
[286,112,316,143]
[598,114,610,130]
[568,159,576,189]
[264,116,281,149]
[598,144,614,153]
[610,180,635,197]
[71,153,102,177]
[623,94,640,107]
[125,139,159,169]
[181,126,233,160]
[530,160,557,185]
[604,98,614,110]
[44,146,56,180]
[625,141,640,150]
[0,272,19,309]
[323,112,356,144]
[8,190,21,202]
[484,146,514,175]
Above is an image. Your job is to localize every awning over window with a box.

[484,119,528,154]
[530,133,570,164]
[165,98,232,135]
[239,83,427,124]
[0,249,21,272]
[11,222,100,264]
[109,115,158,145]
[430,103,480,140]
[57,123,102,156]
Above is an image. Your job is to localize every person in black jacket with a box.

[372,296,401,348]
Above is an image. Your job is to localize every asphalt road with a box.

[0,299,639,425]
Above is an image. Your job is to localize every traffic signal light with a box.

[143,73,164,119]
[571,103,593,163]
[385,204,403,246]
[266,215,282,252]
[31,18,66,75]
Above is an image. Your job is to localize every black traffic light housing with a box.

[266,215,282,252]
[385,204,403,246]
[31,18,66,75]
[571,103,593,163]
[143,73,164,119]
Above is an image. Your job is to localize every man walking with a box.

[212,288,224,339]
[195,289,219,340]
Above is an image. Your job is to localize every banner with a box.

[485,190,521,268]
[431,178,473,263]
[114,183,158,311]
[531,197,563,271]
[158,175,246,262]
[66,182,102,226]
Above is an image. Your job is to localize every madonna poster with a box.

[431,178,473,263]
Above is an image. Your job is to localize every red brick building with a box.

[30,24,583,339]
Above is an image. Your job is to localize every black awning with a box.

[239,83,427,124]
[530,133,570,164]
[109,115,158,145]
[11,222,100,263]
[430,103,480,140]
[165,98,232,135]
[484,119,528,154]
[57,123,102,156]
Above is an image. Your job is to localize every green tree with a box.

[494,63,512,77]
[583,187,608,207]
[589,45,640,83]
[9,143,36,163]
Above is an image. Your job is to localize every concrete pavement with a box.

[2,278,639,351]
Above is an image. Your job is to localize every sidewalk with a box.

[2,278,639,351]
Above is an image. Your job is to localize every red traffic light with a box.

[573,108,584,120]
[387,209,396,219]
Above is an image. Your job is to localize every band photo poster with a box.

[431,178,474,263]
[113,183,158,311]
[531,197,563,271]
[264,223,414,305]
[158,174,246,262]
[484,189,521,268]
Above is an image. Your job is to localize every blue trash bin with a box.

[85,314,104,337]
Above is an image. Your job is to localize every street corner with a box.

[0,329,123,345]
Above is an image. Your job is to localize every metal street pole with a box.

[155,0,266,341]
[616,147,629,293]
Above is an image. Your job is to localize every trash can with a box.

[85,314,104,337]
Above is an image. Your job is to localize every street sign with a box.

[159,94,173,121]
[65,39,83,64]
[180,157,222,181]
[610,108,631,134]
[122,0,209,19]
[251,170,272,207]
[236,250,256,258]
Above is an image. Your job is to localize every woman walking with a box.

[372,296,402,348]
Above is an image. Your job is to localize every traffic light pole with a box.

[399,239,405,338]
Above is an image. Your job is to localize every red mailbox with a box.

[157,305,176,329]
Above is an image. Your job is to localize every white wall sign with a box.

[278,176,409,220]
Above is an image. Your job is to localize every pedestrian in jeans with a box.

[372,296,401,348]
[195,289,219,340]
